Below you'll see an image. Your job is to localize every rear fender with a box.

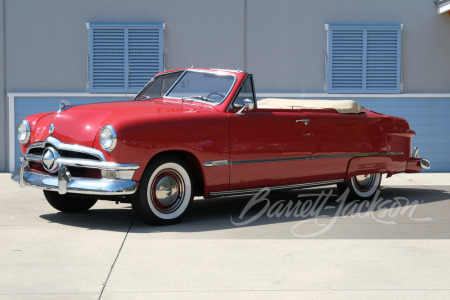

[344,156,393,182]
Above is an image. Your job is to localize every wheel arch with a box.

[143,150,205,196]
[344,156,393,182]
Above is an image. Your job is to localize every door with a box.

[227,75,313,190]
[229,109,313,190]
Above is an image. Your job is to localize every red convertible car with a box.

[12,68,430,225]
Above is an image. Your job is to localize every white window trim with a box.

[325,24,403,94]
[8,91,450,172]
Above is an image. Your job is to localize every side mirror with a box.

[236,99,255,115]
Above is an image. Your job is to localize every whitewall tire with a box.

[132,156,194,225]
[337,173,382,200]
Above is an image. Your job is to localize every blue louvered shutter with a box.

[90,26,126,92]
[328,28,364,92]
[89,23,164,93]
[327,25,401,94]
[365,28,401,92]
[128,27,163,90]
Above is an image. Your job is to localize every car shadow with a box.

[39,185,450,235]
[40,206,135,232]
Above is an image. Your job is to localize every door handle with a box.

[296,119,309,125]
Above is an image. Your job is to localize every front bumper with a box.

[11,155,140,196]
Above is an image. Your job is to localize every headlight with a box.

[17,120,31,144]
[99,125,117,152]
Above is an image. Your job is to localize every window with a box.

[327,25,401,94]
[136,71,183,100]
[232,75,256,108]
[88,23,164,93]
[166,71,235,103]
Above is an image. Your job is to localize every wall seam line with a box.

[2,0,8,172]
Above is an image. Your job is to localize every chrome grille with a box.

[26,138,105,178]
[27,144,102,161]
[20,136,139,182]
[52,149,101,161]
[28,148,44,156]
[27,137,105,161]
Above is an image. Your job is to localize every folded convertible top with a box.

[257,98,365,114]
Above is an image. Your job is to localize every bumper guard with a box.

[405,147,430,173]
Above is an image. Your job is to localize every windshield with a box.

[134,71,183,100]
[135,70,236,105]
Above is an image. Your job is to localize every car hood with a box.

[32,99,216,147]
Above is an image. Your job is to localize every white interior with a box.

[257,98,365,114]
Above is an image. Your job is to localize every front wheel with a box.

[132,156,194,225]
[43,190,97,212]
[337,173,382,200]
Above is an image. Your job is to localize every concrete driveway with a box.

[1,173,449,299]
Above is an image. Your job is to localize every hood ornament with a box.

[49,124,55,135]
[58,99,71,113]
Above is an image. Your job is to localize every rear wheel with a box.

[337,173,382,200]
[43,190,97,212]
[132,156,194,225]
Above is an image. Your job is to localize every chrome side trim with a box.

[203,160,229,167]
[229,152,404,166]
[210,180,342,197]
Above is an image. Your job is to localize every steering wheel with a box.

[207,92,225,100]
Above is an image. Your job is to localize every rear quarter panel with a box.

[310,109,413,181]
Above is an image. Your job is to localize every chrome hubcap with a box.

[151,170,185,214]
[155,176,179,206]
[353,174,375,192]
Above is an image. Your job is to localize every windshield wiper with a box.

[182,95,216,103]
